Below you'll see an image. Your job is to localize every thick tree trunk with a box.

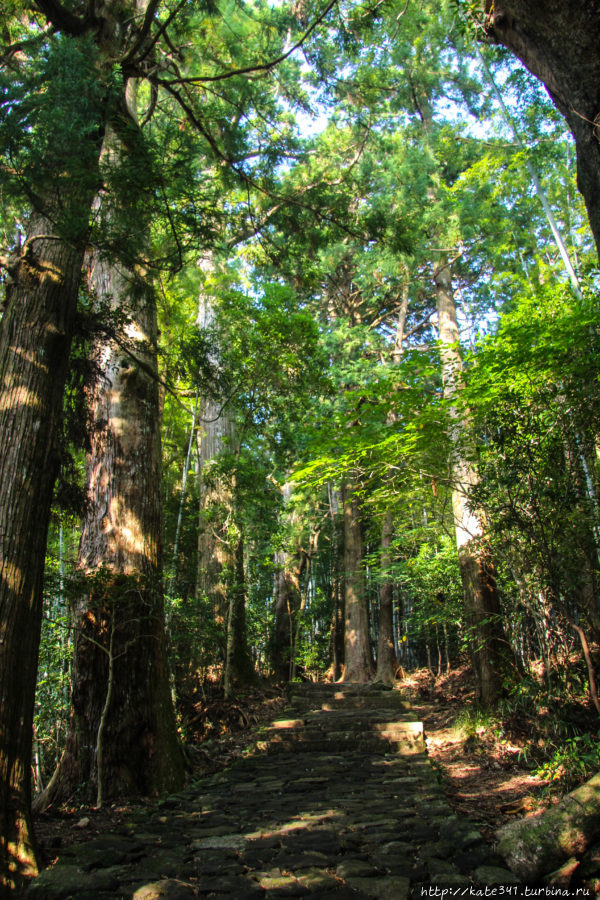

[484,0,600,259]
[375,511,399,684]
[435,261,509,704]
[340,484,375,683]
[42,248,184,806]
[0,217,89,889]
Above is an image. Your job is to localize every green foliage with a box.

[465,283,600,626]
[35,525,77,785]
[0,34,115,239]
[536,733,600,792]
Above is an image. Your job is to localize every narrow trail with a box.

[27,684,519,899]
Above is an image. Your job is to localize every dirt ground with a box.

[403,666,552,843]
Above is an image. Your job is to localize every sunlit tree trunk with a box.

[196,402,236,632]
[435,260,510,704]
[340,482,375,682]
[272,483,304,681]
[43,240,184,807]
[195,284,235,633]
[327,484,345,681]
[195,278,253,693]
[273,552,303,681]
[39,91,184,805]
[375,296,407,684]
[0,214,93,888]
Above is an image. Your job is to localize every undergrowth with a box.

[406,653,600,796]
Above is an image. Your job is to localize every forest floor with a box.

[33,667,557,869]
[402,665,553,843]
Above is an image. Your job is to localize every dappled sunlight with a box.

[243,806,343,840]
[107,497,146,560]
[0,561,25,598]
[0,374,42,412]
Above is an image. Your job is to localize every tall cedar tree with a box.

[40,103,184,806]
[0,17,130,888]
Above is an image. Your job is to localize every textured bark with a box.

[375,512,399,684]
[484,0,600,258]
[435,262,509,704]
[43,246,184,806]
[196,290,236,632]
[340,484,375,683]
[0,217,89,889]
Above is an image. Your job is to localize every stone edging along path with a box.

[26,684,520,899]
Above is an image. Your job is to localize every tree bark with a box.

[0,216,91,889]
[339,483,375,682]
[42,242,184,806]
[435,261,510,704]
[497,770,600,881]
[273,552,303,681]
[484,0,600,259]
[374,295,407,684]
[195,287,236,633]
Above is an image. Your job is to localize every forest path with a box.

[26,684,519,899]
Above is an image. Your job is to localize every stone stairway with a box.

[26,684,521,899]
[258,683,425,755]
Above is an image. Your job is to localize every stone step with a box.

[268,719,421,738]
[258,719,425,755]
[257,732,425,755]
[288,684,400,697]
[287,697,413,713]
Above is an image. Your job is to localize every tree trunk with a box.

[272,483,303,681]
[435,260,510,704]
[224,524,254,697]
[374,295,407,684]
[194,279,253,693]
[484,0,600,259]
[327,484,345,682]
[339,483,375,682]
[497,769,600,881]
[375,511,399,683]
[42,243,184,806]
[0,215,90,889]
[195,286,236,634]
[273,553,303,681]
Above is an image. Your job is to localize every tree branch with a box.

[155,0,338,85]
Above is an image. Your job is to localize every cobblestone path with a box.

[27,684,519,899]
